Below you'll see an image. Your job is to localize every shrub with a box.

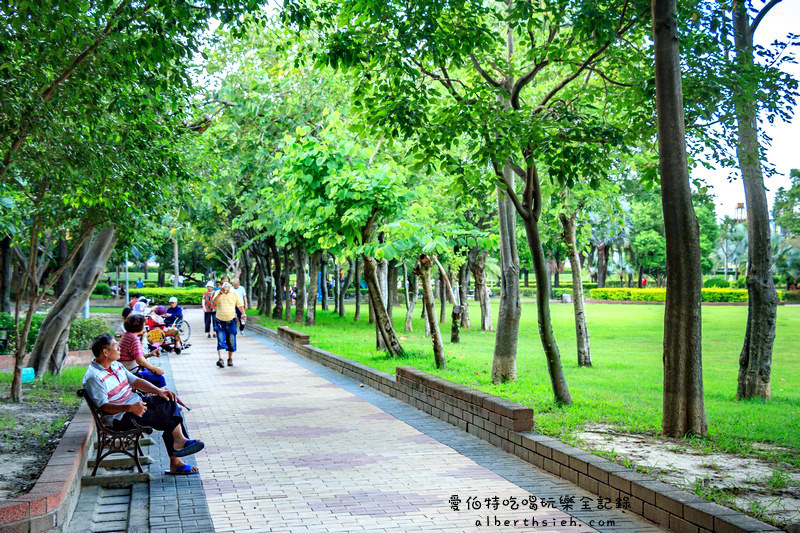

[520,288,536,298]
[704,277,731,288]
[783,291,800,303]
[552,288,573,299]
[67,317,112,351]
[92,282,111,296]
[587,288,771,303]
[143,281,158,288]
[734,277,746,288]
[137,288,206,305]
[701,289,749,302]
[0,312,47,355]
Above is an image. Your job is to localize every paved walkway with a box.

[167,309,662,532]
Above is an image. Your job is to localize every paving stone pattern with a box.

[167,309,664,533]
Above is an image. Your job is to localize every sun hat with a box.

[168,296,178,303]
[205,281,214,288]
[154,305,167,315]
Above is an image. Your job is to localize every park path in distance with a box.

[170,309,661,532]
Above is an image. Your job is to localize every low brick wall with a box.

[0,403,95,532]
[248,322,778,533]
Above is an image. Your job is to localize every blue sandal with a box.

[172,439,205,458]
[165,464,199,476]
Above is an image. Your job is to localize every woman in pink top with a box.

[119,314,166,387]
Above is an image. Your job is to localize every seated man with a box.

[119,314,166,388]
[83,334,203,475]
[164,297,183,327]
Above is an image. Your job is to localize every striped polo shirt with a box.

[82,361,141,425]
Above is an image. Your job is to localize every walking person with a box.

[212,282,246,368]
[202,281,216,338]
[232,278,248,331]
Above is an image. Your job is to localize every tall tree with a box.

[651,0,707,437]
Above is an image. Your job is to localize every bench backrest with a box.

[77,388,108,428]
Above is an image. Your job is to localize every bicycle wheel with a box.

[176,319,191,342]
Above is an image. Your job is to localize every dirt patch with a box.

[577,424,800,529]
[0,399,79,500]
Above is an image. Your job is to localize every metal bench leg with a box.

[132,435,144,473]
[92,439,104,477]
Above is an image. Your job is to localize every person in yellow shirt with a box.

[212,282,247,368]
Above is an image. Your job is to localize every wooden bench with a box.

[77,389,153,476]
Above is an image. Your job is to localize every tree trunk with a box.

[376,259,388,350]
[562,214,592,367]
[270,240,283,319]
[339,258,353,318]
[242,249,252,305]
[354,257,361,321]
[492,184,521,383]
[332,256,339,314]
[458,262,471,328]
[733,1,777,400]
[522,213,573,404]
[54,239,71,298]
[553,250,561,289]
[31,227,117,375]
[438,273,446,324]
[387,260,397,321]
[596,244,608,288]
[523,269,529,287]
[0,236,12,313]
[404,264,417,333]
[294,248,306,324]
[362,255,403,356]
[433,257,461,343]
[306,251,320,326]
[416,255,445,368]
[284,248,292,321]
[471,249,493,332]
[320,256,328,311]
[172,237,179,288]
[652,0,707,437]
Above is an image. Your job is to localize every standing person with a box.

[202,281,217,338]
[212,282,246,368]
[232,278,248,331]
[136,278,144,289]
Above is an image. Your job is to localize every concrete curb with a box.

[0,403,95,533]
[248,321,779,533]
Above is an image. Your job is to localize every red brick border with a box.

[0,403,95,533]
[250,322,780,533]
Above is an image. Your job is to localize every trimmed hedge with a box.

[703,277,731,288]
[784,291,800,303]
[92,282,111,296]
[136,288,206,305]
[588,288,784,303]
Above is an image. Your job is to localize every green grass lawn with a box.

[90,307,124,315]
[253,300,800,466]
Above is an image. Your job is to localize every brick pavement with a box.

[169,309,664,533]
